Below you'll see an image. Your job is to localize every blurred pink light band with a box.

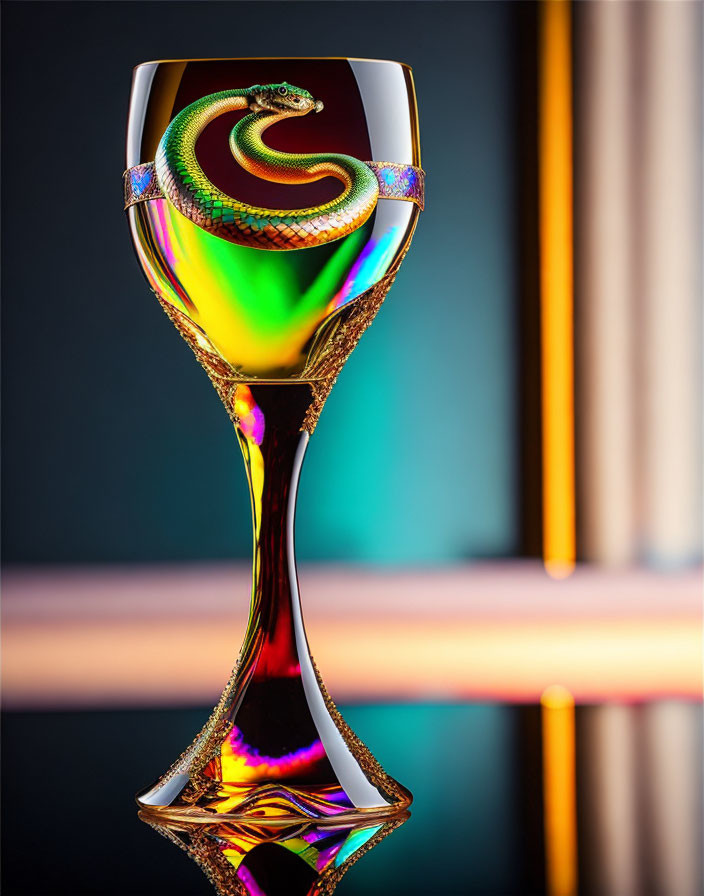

[2,564,700,709]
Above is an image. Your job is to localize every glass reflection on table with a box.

[141,811,407,896]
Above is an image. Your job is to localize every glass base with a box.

[135,655,412,827]
[137,798,411,828]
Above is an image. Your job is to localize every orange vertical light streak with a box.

[542,685,578,896]
[539,0,576,577]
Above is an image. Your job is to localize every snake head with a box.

[249,82,323,115]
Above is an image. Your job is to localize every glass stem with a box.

[234,383,313,685]
[137,383,410,815]
[231,382,395,810]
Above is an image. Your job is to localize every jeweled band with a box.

[124,160,425,212]
[366,162,425,210]
[123,163,162,207]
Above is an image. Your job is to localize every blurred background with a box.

[2,2,702,895]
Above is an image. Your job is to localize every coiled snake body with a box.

[155,82,380,250]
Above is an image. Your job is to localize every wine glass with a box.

[124,57,423,826]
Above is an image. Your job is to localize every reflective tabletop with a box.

[2,701,701,895]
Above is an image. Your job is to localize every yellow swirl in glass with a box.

[129,198,412,378]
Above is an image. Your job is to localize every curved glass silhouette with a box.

[125,58,423,826]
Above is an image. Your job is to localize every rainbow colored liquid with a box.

[130,199,416,378]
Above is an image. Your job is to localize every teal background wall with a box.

[2,1,518,565]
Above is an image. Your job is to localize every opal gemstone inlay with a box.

[368,162,425,210]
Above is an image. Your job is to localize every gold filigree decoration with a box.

[155,293,246,427]
[309,656,409,806]
[153,646,245,790]
[154,255,405,437]
[188,833,248,896]
[313,813,408,895]
[300,260,404,435]
[145,821,247,896]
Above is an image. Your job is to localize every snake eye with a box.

[277,86,288,96]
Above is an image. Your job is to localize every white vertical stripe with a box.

[580,705,640,895]
[637,1,703,566]
[577,0,637,564]
[639,702,703,896]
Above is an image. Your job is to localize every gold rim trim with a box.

[134,57,413,72]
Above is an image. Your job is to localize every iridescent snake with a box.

[124,81,424,250]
